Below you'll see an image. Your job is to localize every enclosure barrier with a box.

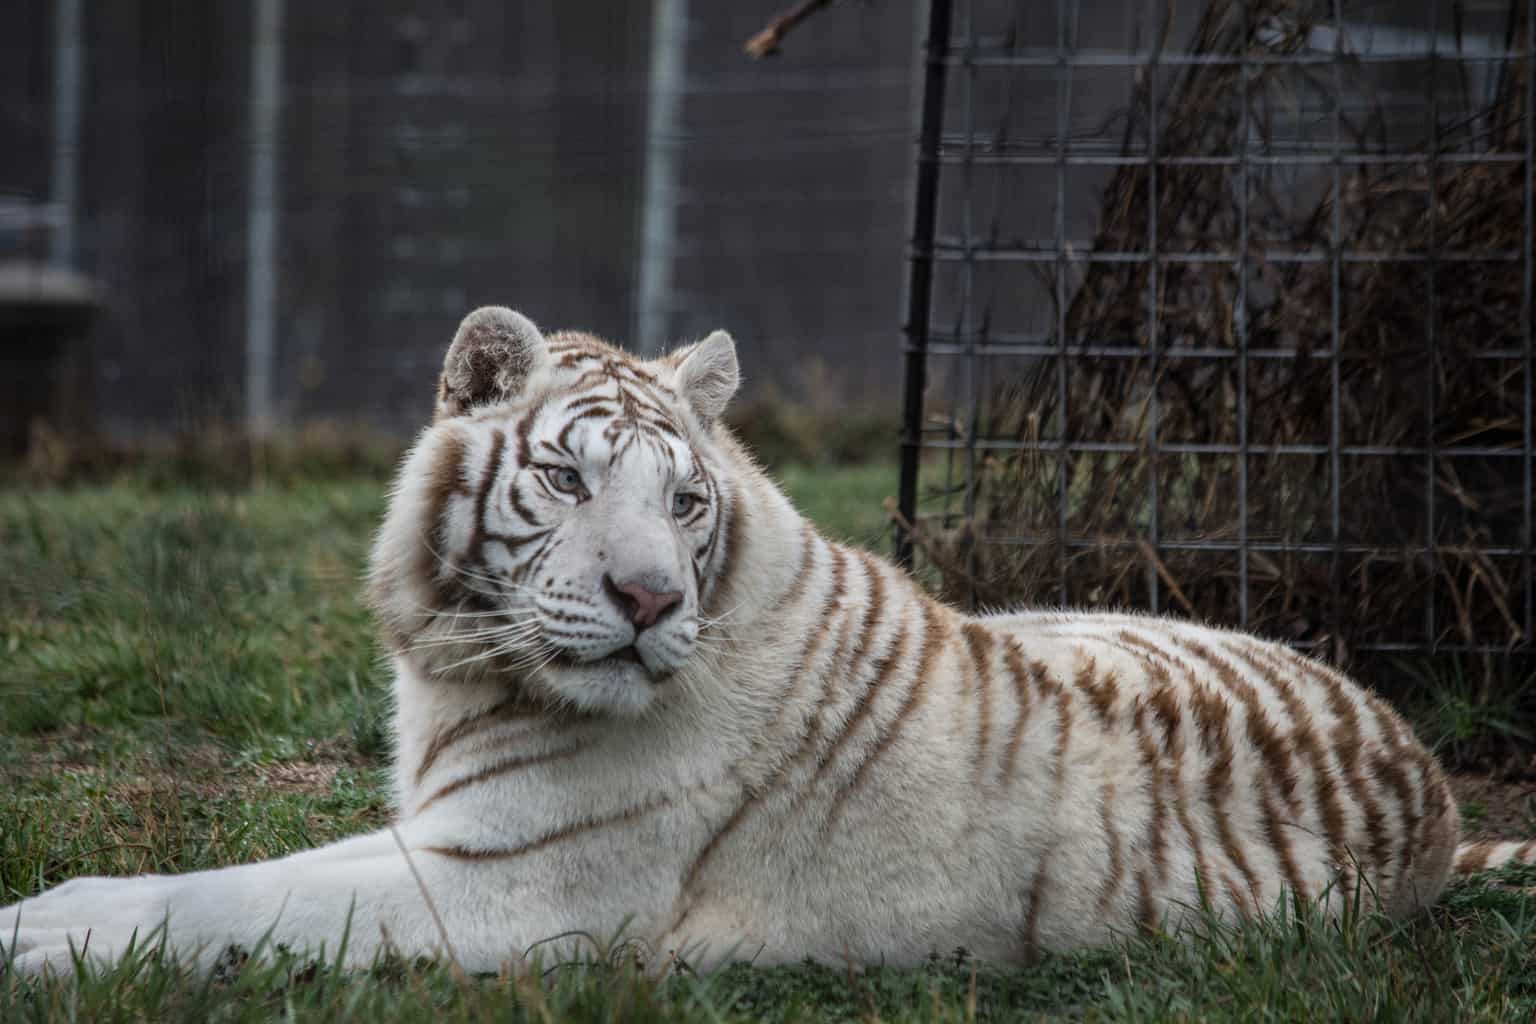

[897,0,1535,668]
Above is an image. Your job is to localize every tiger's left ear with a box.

[670,330,740,426]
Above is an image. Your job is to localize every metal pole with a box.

[896,0,956,567]
[1236,0,1250,627]
[245,0,283,437]
[1524,0,1535,643]
[636,0,689,357]
[1144,0,1161,611]
[49,0,83,268]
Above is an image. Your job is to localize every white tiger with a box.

[5,306,1532,976]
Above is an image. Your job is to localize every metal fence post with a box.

[896,0,956,568]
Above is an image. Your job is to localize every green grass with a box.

[3,462,1536,1020]
[777,461,899,551]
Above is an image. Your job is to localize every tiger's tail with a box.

[1453,838,1536,875]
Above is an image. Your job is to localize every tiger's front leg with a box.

[1,828,555,976]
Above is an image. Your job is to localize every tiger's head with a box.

[369,306,745,716]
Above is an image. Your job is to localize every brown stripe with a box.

[483,525,551,553]
[1376,691,1445,832]
[1355,680,1412,747]
[1167,721,1216,914]
[1316,670,1394,891]
[423,793,670,861]
[824,602,947,829]
[1455,842,1495,874]
[763,542,848,732]
[802,579,864,742]
[1221,641,1355,904]
[1357,683,1434,891]
[701,490,747,620]
[696,465,724,569]
[514,396,549,468]
[1097,781,1126,914]
[676,792,758,900]
[610,356,662,387]
[767,526,819,613]
[1147,684,1183,754]
[1186,679,1230,763]
[1024,656,1071,795]
[387,429,472,628]
[565,367,612,391]
[1155,647,1266,916]
[1136,871,1158,935]
[795,553,887,756]
[1167,638,1316,911]
[1049,680,1074,795]
[556,350,602,370]
[1130,700,1171,884]
[1369,750,1418,900]
[562,392,614,413]
[844,552,889,669]
[961,623,996,786]
[807,618,913,789]
[1070,654,1120,730]
[1103,640,1184,890]
[1221,874,1251,916]
[416,742,587,813]
[1020,854,1051,963]
[414,697,545,784]
[1152,682,1215,911]
[470,428,508,552]
[1174,638,1303,818]
[1260,789,1308,905]
[997,640,1036,789]
[1256,645,1397,900]
[520,532,562,587]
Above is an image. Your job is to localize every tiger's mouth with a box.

[550,645,666,681]
[607,645,644,667]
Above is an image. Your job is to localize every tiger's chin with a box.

[536,648,671,717]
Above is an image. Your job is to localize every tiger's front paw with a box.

[2,874,182,977]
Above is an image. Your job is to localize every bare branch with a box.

[744,0,840,59]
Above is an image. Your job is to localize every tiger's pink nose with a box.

[603,574,683,631]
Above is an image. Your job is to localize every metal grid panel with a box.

[899,0,1536,660]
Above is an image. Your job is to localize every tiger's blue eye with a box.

[548,467,583,495]
[672,491,700,518]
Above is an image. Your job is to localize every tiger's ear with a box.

[670,330,740,426]
[435,307,549,421]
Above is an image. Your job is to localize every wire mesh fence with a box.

[897,0,1535,668]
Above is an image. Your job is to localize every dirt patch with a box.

[17,734,368,803]
[255,759,342,793]
[1448,769,1536,843]
[20,724,106,774]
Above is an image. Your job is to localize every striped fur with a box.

[5,305,1531,976]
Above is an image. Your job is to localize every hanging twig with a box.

[744,0,840,59]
